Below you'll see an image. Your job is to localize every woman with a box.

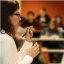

[40,18,63,39]
[55,15,64,31]
[0,1,39,64]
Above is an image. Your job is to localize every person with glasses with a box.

[0,1,40,64]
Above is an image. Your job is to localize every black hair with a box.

[55,15,62,27]
[41,8,46,11]
[27,11,34,16]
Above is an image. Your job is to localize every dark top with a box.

[40,28,63,38]
[58,24,64,30]
[40,28,63,49]
[19,16,26,23]
[36,14,50,24]
[21,19,44,30]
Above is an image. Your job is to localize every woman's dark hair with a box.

[1,1,19,36]
[48,19,58,31]
[27,11,34,16]
[55,15,62,27]
[41,8,46,12]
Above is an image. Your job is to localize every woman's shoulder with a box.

[0,33,14,43]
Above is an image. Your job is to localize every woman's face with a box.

[40,10,46,17]
[9,9,21,29]
[49,21,55,29]
[56,18,61,24]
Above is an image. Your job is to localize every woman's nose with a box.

[19,17,21,21]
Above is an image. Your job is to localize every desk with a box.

[33,30,64,38]
[33,31,42,37]
[32,38,64,41]
[50,63,61,64]
[31,38,64,49]
[41,49,64,53]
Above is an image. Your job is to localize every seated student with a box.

[40,18,63,63]
[40,18,63,39]
[36,8,50,27]
[21,11,44,31]
[55,15,64,31]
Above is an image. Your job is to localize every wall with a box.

[21,1,64,23]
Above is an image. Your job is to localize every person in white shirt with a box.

[0,1,40,64]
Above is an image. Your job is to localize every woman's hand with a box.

[25,26,33,42]
[58,27,63,32]
[26,42,40,58]
[50,35,59,39]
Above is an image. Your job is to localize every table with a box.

[32,38,64,41]
[33,30,64,38]
[41,49,64,53]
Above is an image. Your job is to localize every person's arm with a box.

[18,26,39,63]
[1,26,39,64]
[40,28,50,38]
[18,41,33,60]
[1,36,39,64]
[40,29,46,38]
[58,27,63,32]
[1,37,33,64]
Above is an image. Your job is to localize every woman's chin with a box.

[15,26,19,30]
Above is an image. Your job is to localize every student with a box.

[36,8,50,27]
[40,18,63,39]
[21,11,44,31]
[55,15,64,31]
[0,1,40,64]
[40,18,63,63]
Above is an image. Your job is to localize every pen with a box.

[22,32,27,37]
[22,28,31,37]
